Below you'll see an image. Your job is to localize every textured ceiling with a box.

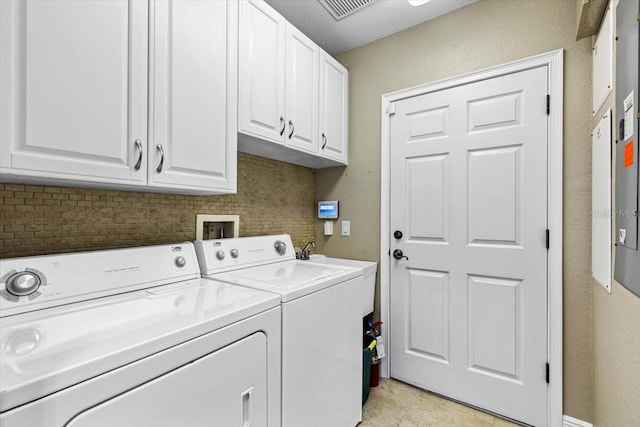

[265,0,476,55]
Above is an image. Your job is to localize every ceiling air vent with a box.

[318,0,379,21]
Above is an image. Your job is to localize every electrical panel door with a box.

[614,0,640,296]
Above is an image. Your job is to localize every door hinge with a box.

[546,95,550,115]
[546,229,550,250]
[389,249,391,256]
[546,363,550,384]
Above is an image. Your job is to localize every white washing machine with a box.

[195,235,363,427]
[0,242,281,427]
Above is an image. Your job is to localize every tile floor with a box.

[360,378,519,427]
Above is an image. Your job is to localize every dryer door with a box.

[66,332,267,427]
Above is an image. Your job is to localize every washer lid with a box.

[0,278,279,412]
[210,260,360,302]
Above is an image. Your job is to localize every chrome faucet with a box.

[299,241,315,260]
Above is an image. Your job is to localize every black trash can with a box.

[362,336,376,405]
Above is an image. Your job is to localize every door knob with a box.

[393,249,408,260]
[394,230,403,239]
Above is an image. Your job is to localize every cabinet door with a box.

[319,51,349,164]
[284,24,319,154]
[149,0,237,194]
[0,0,147,185]
[238,0,286,145]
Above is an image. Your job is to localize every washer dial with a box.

[274,241,287,256]
[1,268,47,301]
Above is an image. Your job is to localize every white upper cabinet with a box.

[319,52,348,164]
[238,0,347,168]
[0,0,148,185]
[238,0,286,145]
[0,0,237,195]
[284,24,319,154]
[149,0,237,193]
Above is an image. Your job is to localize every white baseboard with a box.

[563,415,593,427]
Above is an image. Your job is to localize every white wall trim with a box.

[379,49,564,427]
[563,415,593,427]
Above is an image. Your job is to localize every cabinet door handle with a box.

[156,144,164,173]
[288,120,294,139]
[279,116,286,136]
[134,140,143,170]
[321,133,327,149]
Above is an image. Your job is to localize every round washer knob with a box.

[216,250,226,261]
[6,272,41,297]
[174,256,186,268]
[230,249,239,259]
[274,241,287,256]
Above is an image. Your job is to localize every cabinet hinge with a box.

[546,363,550,384]
[389,249,391,256]
[387,103,396,116]
[546,229,550,250]
[546,95,550,115]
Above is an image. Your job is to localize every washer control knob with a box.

[230,249,239,259]
[6,272,41,297]
[216,250,226,261]
[174,256,186,268]
[274,241,287,256]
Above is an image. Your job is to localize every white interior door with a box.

[389,66,549,426]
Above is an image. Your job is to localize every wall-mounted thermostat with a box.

[318,201,339,219]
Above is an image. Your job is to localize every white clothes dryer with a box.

[195,235,363,427]
[0,242,281,427]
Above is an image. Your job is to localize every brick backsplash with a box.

[0,153,316,258]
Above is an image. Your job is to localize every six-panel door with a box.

[389,66,549,426]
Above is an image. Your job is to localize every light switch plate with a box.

[341,220,350,236]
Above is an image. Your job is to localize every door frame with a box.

[379,49,563,427]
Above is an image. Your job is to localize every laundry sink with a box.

[308,254,377,316]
